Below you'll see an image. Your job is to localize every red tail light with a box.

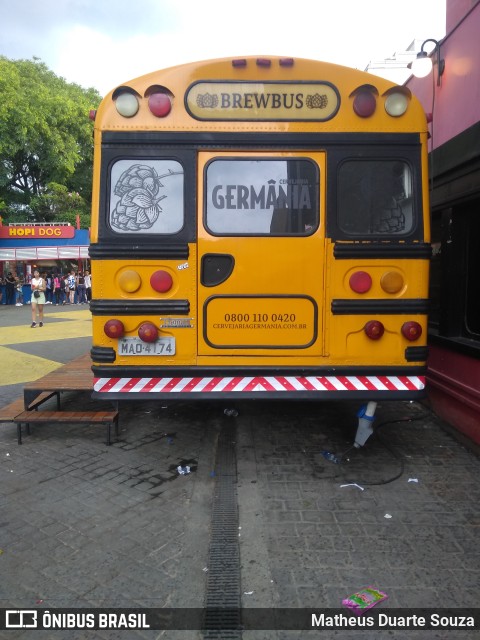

[150,270,173,293]
[401,321,422,341]
[364,320,384,340]
[350,271,372,293]
[138,322,159,343]
[104,319,125,338]
[148,92,172,117]
[353,91,377,117]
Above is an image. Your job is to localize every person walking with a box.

[5,272,16,305]
[84,270,92,302]
[76,272,87,304]
[53,274,62,305]
[15,277,24,306]
[45,273,53,304]
[30,269,46,327]
[67,270,76,305]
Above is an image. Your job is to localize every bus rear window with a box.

[109,159,184,234]
[205,159,319,235]
[337,160,414,236]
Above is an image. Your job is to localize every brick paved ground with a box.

[1,392,479,639]
[237,399,480,639]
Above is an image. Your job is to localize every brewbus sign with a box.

[186,81,340,121]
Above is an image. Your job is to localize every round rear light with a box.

[104,319,125,338]
[364,320,384,340]
[380,271,404,294]
[138,322,159,343]
[118,269,142,293]
[401,321,422,341]
[385,92,408,117]
[353,91,376,117]
[150,270,173,293]
[350,271,372,294]
[148,92,172,117]
[115,92,139,117]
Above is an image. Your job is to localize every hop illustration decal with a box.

[197,93,219,108]
[111,164,181,232]
[306,93,329,109]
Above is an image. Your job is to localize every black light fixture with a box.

[410,39,445,85]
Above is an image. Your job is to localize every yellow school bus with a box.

[90,56,430,405]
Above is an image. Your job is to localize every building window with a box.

[430,200,480,347]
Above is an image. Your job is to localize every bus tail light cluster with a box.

[114,87,172,118]
[364,320,423,341]
[104,320,160,343]
[349,270,404,294]
[350,85,411,118]
[118,269,173,294]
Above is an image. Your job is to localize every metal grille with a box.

[203,424,242,639]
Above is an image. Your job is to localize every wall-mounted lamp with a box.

[410,39,445,85]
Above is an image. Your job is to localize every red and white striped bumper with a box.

[93,374,425,394]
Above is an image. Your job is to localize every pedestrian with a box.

[53,273,61,305]
[15,278,24,306]
[84,270,92,302]
[45,273,53,304]
[5,272,16,305]
[67,270,76,304]
[77,272,87,304]
[30,269,46,327]
[63,274,69,304]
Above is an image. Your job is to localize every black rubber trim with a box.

[102,131,420,146]
[405,346,429,362]
[93,389,426,401]
[331,299,429,315]
[89,243,190,260]
[90,299,190,315]
[333,242,432,259]
[90,346,116,363]
[92,364,426,377]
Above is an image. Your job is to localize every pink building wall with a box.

[406,0,480,445]
[407,1,480,150]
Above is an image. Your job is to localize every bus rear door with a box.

[197,151,326,362]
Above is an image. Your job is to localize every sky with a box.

[0,0,446,96]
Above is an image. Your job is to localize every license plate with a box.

[118,337,176,356]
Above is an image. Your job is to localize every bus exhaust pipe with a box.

[354,401,377,448]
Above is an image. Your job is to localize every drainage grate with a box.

[203,424,242,639]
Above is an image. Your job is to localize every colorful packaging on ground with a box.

[342,586,388,614]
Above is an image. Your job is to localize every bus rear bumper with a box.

[91,366,426,402]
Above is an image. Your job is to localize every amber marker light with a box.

[380,271,404,294]
[118,270,142,293]
[138,322,159,343]
[104,319,125,338]
[364,320,385,340]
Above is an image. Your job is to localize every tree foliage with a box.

[0,56,101,224]
[29,182,91,228]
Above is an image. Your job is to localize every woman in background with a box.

[30,269,46,327]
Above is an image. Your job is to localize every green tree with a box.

[29,182,91,228]
[0,56,101,223]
